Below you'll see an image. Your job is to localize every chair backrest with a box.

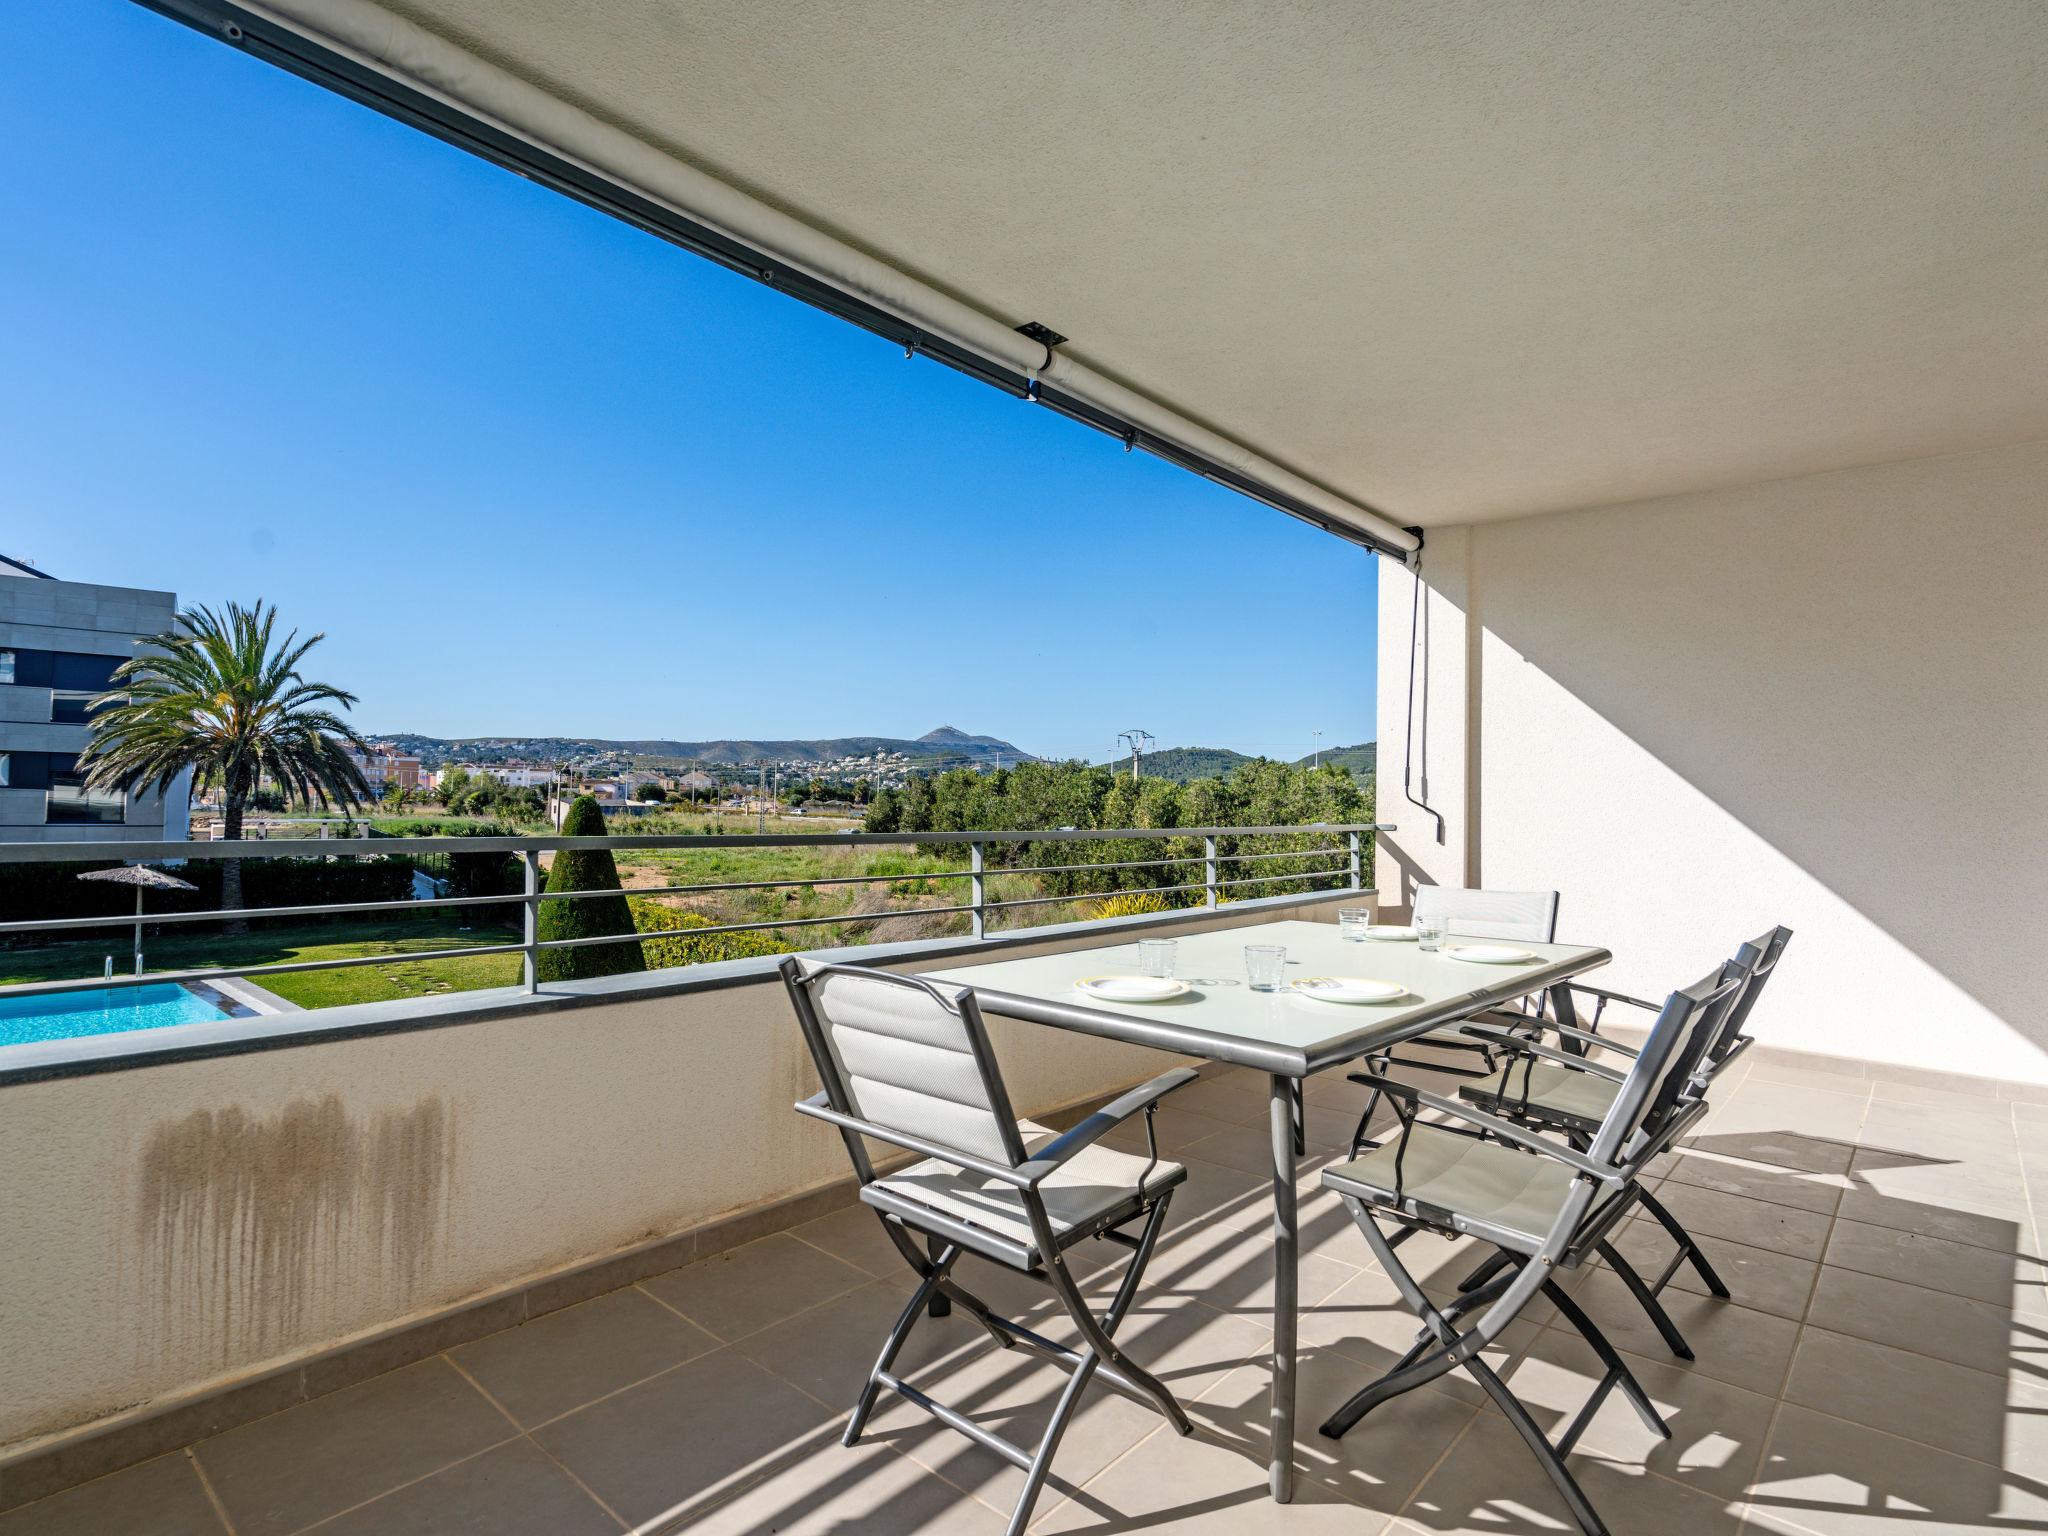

[1588,961,1746,1171]
[1707,924,1792,1067]
[783,959,1028,1171]
[1413,886,1559,943]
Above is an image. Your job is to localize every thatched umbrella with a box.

[77,865,198,977]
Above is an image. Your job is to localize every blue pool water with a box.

[0,983,236,1048]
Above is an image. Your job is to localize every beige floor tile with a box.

[450,1286,718,1428]
[1029,1422,1395,1533]
[1804,1266,2022,1377]
[1555,1272,1801,1397]
[1401,1413,1743,1534]
[736,1276,965,1412]
[1834,1181,2037,1253]
[1099,1209,1360,1325]
[1743,1403,2048,1534]
[1295,1266,1541,1408]
[1638,1183,1835,1262]
[1782,1327,2023,1463]
[1095,1099,1247,1156]
[1823,1219,2041,1309]
[1657,1146,1847,1216]
[1495,1331,1777,1502]
[787,1204,913,1279]
[534,1348,838,1530]
[306,1439,619,1536]
[640,1232,873,1341]
[684,1438,1004,1534]
[1168,1075,1275,1127]
[1266,1356,1480,1514]
[0,1454,225,1536]
[1696,1091,1868,1160]
[1600,1217,1820,1322]
[193,1359,514,1536]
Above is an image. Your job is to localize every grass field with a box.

[0,918,519,1010]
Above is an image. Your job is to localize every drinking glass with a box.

[1245,944,1287,992]
[1415,916,1446,953]
[1338,906,1374,941]
[1137,938,1177,980]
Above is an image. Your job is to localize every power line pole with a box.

[1118,729,1155,784]
[757,762,767,833]
[1312,728,1324,768]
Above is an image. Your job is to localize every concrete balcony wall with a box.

[0,897,1348,1462]
[1377,437,2048,1084]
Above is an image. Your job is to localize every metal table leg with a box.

[1269,1072,1298,1500]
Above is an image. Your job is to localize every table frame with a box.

[927,927,1611,1501]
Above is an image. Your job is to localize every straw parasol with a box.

[77,864,198,976]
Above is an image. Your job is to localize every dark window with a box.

[6,649,52,688]
[46,755,123,824]
[52,653,121,692]
[2,751,50,790]
[50,691,103,725]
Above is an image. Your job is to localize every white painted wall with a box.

[1378,440,2048,1082]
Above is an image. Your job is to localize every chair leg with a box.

[1638,1187,1732,1298]
[1457,1248,1516,1294]
[1321,1208,1613,1536]
[847,1243,960,1446]
[1541,1279,1670,1445]
[1597,1239,1695,1360]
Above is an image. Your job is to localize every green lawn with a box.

[0,918,521,1010]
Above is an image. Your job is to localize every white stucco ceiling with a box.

[311,0,2048,525]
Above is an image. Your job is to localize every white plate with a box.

[1075,974,1190,1002]
[1440,943,1540,965]
[1287,975,1406,1004]
[1355,925,1418,941]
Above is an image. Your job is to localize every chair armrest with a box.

[795,1091,1034,1188]
[1016,1068,1200,1186]
[1457,1025,1628,1082]
[1566,982,1663,1013]
[1347,1072,1624,1186]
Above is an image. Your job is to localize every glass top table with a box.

[923,916,1611,1502]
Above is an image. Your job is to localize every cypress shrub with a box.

[536,796,644,981]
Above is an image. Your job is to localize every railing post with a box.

[969,841,986,940]
[522,848,541,993]
[1348,830,1362,891]
[1204,836,1218,909]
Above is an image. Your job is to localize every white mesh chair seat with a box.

[1465,1062,1618,1130]
[871,1120,1184,1256]
[1325,1123,1577,1254]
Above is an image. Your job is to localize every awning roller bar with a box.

[144,0,1418,557]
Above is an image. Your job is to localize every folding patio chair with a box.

[1447,925,1793,1355]
[781,957,1197,1536]
[1344,886,1562,1156]
[1316,963,1747,1536]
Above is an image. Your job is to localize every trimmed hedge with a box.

[535,796,645,981]
[631,899,795,969]
[0,856,417,937]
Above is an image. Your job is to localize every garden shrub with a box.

[535,796,644,981]
[630,899,795,969]
[0,855,416,936]
[1087,890,1180,920]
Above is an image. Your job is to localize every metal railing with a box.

[0,823,1389,1003]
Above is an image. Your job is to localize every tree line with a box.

[862,758,1373,901]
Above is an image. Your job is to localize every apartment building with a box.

[0,556,190,843]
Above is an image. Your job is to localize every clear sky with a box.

[0,0,1377,764]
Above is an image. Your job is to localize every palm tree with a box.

[80,601,370,925]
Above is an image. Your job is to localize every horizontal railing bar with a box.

[1217,846,1345,863]
[0,941,529,1000]
[982,879,1213,913]
[541,869,971,902]
[535,903,985,949]
[1217,867,1349,890]
[0,890,532,935]
[0,824,1392,863]
[985,854,1207,878]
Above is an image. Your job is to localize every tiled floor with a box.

[8,1052,2048,1534]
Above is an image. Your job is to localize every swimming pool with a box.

[0,982,242,1048]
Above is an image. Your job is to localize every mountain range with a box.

[1097,742,1377,783]
[375,726,1033,769]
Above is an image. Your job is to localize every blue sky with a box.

[0,1,1377,763]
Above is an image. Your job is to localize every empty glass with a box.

[1137,938,1177,980]
[1338,906,1374,941]
[1245,944,1287,991]
[1415,916,1446,953]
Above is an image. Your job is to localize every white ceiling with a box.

[326,0,2047,525]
